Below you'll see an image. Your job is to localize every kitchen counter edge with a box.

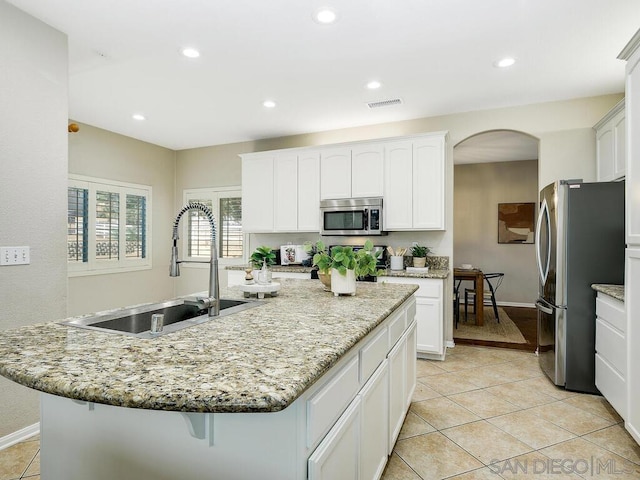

[592,283,625,302]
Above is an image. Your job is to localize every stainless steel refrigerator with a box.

[536,180,624,393]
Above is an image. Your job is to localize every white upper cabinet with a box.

[241,151,320,233]
[383,141,413,230]
[595,100,626,182]
[242,131,447,233]
[242,154,275,232]
[320,145,384,200]
[297,151,321,231]
[384,133,446,231]
[273,154,299,232]
[320,148,352,200]
[351,144,384,198]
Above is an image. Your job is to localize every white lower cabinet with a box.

[308,299,416,480]
[359,361,389,480]
[308,398,361,480]
[595,292,627,419]
[378,276,445,359]
[388,327,407,454]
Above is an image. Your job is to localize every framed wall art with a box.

[498,202,535,244]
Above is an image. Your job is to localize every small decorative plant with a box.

[410,244,430,268]
[410,244,430,258]
[250,246,276,269]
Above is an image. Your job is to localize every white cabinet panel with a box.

[596,354,627,419]
[383,134,446,231]
[298,151,321,231]
[320,148,352,200]
[352,144,384,198]
[626,247,640,442]
[274,154,299,232]
[415,297,442,355]
[308,397,360,480]
[307,355,360,448]
[384,141,413,230]
[614,110,626,179]
[378,277,445,358]
[359,361,389,480]
[595,100,625,182]
[360,326,389,384]
[405,320,417,408]
[242,154,275,232]
[413,136,445,230]
[387,333,406,454]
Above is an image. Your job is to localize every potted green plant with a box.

[250,245,276,268]
[250,246,276,283]
[410,244,430,268]
[307,240,382,295]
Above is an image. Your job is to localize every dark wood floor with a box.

[453,306,538,352]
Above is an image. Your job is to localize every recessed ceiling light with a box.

[494,57,516,68]
[263,100,276,108]
[181,47,200,59]
[132,113,146,121]
[314,7,337,24]
[366,81,382,90]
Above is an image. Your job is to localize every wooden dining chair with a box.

[464,273,504,322]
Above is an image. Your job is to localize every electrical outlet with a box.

[0,246,30,266]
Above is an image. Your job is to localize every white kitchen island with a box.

[0,279,417,480]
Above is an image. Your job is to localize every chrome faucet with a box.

[170,203,220,317]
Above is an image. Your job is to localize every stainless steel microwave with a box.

[320,198,385,236]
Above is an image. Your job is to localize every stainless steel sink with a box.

[61,298,263,338]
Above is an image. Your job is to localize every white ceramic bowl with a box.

[461,263,473,269]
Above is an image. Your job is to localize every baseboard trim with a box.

[0,423,40,451]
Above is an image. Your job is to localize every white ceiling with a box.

[8,0,640,151]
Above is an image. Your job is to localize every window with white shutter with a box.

[68,175,152,276]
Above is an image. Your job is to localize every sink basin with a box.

[61,298,262,338]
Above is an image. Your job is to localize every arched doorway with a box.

[452,130,539,351]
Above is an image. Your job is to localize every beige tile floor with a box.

[1,345,639,480]
[383,345,640,480]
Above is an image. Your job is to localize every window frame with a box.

[182,187,245,268]
[68,174,153,277]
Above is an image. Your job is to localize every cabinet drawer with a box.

[388,308,406,350]
[415,280,441,298]
[360,326,388,384]
[596,296,625,333]
[595,318,627,376]
[307,355,359,448]
[595,354,627,419]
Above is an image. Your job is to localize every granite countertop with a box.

[380,268,450,279]
[592,284,625,302]
[0,279,417,414]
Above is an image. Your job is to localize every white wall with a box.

[67,123,177,315]
[0,0,68,437]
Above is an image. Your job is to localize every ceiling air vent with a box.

[367,98,402,109]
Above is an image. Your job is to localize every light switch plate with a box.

[0,246,30,265]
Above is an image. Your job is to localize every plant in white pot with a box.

[410,244,431,268]
[309,240,382,296]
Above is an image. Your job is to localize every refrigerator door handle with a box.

[536,198,551,284]
[535,299,554,315]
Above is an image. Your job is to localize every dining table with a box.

[454,267,484,326]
